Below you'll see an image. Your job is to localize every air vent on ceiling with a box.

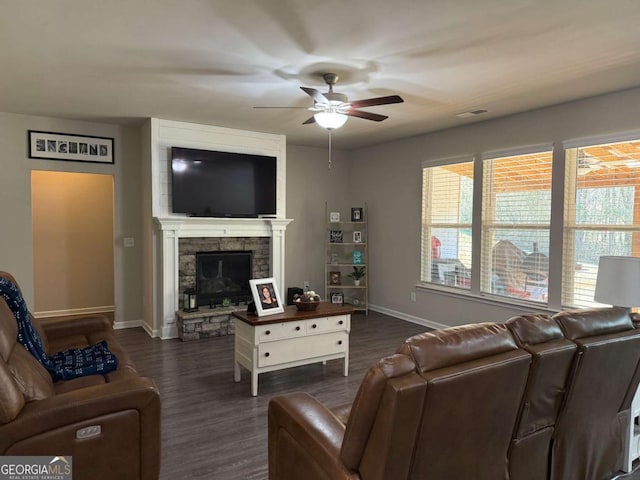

[456,109,488,118]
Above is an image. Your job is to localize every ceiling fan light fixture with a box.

[314,111,348,129]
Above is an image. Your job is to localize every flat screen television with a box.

[170,146,277,218]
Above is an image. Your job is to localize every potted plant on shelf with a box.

[348,266,366,286]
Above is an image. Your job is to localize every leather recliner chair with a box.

[506,314,578,480]
[269,308,640,480]
[269,322,532,480]
[0,271,161,480]
[550,307,640,480]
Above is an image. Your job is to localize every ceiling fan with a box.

[577,154,640,175]
[256,73,404,129]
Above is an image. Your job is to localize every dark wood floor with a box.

[114,310,428,480]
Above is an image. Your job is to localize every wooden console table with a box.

[232,303,353,396]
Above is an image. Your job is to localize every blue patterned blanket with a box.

[0,277,118,381]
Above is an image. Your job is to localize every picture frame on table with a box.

[28,130,114,164]
[249,278,284,317]
[351,207,363,222]
[331,292,344,305]
[329,271,341,285]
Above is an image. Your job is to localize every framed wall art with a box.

[351,207,363,222]
[28,130,114,164]
[330,230,343,243]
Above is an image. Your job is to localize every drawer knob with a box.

[338,340,343,345]
[266,330,271,335]
[265,352,270,357]
[339,320,344,325]
[295,326,301,331]
[312,324,317,329]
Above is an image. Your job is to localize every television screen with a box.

[171,147,277,217]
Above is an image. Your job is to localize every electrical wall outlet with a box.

[411,291,417,302]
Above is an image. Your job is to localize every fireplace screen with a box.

[196,251,252,306]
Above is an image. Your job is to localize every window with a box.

[481,149,553,302]
[563,139,640,307]
[421,159,473,289]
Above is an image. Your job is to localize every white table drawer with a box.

[256,321,306,342]
[305,315,349,335]
[258,332,347,367]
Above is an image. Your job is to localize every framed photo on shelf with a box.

[331,292,344,305]
[330,211,341,222]
[352,250,364,265]
[28,130,114,164]
[353,231,362,243]
[249,278,284,317]
[330,230,343,243]
[351,207,363,222]
[329,271,341,285]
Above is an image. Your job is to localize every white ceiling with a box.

[2,0,640,149]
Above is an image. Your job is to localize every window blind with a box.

[481,150,553,302]
[421,159,474,288]
[563,139,640,307]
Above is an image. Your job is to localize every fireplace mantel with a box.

[153,216,292,339]
[154,216,292,238]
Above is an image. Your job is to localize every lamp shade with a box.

[314,112,347,129]
[594,256,640,308]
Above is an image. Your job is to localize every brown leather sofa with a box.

[268,307,640,480]
[0,271,161,480]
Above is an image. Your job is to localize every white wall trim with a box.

[161,324,178,340]
[33,305,115,319]
[368,303,449,330]
[563,129,640,149]
[422,154,474,168]
[141,321,157,338]
[114,319,143,329]
[481,143,554,160]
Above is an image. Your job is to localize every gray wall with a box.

[0,112,143,324]
[349,87,640,327]
[2,86,639,330]
[285,144,350,295]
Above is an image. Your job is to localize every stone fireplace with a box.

[179,237,270,307]
[146,118,289,339]
[153,216,291,339]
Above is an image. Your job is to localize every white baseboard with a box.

[114,319,143,330]
[161,324,178,340]
[368,304,449,330]
[33,305,115,319]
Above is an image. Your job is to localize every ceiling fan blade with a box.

[346,109,388,122]
[349,95,404,109]
[301,87,329,105]
[302,116,316,125]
